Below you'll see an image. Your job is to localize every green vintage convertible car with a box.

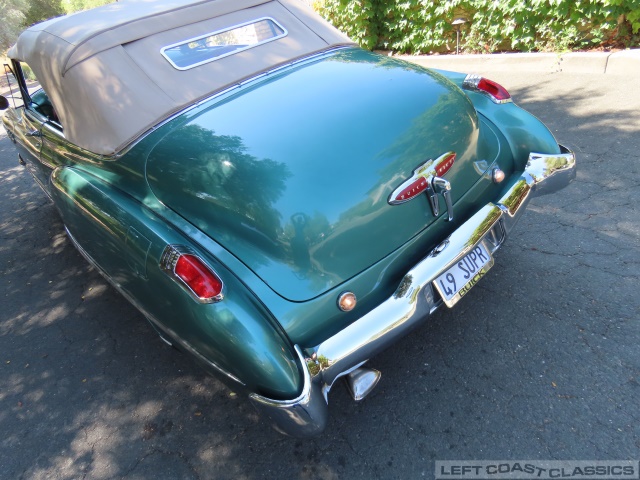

[1,0,575,436]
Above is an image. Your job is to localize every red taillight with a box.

[462,74,512,104]
[477,78,510,101]
[175,254,223,300]
[160,246,224,303]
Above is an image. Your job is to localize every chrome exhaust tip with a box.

[344,367,381,401]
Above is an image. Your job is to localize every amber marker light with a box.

[338,291,357,312]
[492,167,506,183]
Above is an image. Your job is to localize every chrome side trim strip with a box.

[63,227,244,386]
[251,146,576,437]
[147,316,245,387]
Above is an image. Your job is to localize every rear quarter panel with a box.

[49,165,303,399]
[432,68,562,163]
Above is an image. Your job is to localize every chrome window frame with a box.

[23,84,64,132]
[160,17,288,71]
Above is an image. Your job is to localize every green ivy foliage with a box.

[315,0,381,49]
[315,0,640,53]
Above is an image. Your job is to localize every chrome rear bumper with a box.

[250,146,576,437]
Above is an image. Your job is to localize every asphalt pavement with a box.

[1,55,639,479]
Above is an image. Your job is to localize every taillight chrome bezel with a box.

[160,245,224,303]
[462,74,513,104]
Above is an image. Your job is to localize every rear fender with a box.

[432,69,561,167]
[49,166,302,399]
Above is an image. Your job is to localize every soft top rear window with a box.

[161,17,287,70]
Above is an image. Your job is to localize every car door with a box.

[14,101,48,190]
[11,61,60,195]
[32,93,65,195]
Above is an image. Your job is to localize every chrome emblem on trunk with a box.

[388,151,456,221]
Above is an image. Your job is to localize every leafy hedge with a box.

[314,0,640,54]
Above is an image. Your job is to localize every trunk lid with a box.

[146,49,499,301]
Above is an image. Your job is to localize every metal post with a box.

[452,18,467,55]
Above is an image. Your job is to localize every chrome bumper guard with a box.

[250,146,576,437]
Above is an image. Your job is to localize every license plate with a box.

[433,243,494,307]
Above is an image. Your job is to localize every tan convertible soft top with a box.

[8,0,353,155]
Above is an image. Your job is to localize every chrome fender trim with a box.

[526,144,577,197]
[249,345,328,437]
[496,144,576,233]
[248,146,576,437]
